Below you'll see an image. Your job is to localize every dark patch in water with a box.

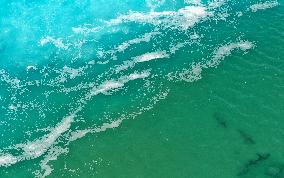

[237,129,255,145]
[213,112,227,128]
[238,153,271,176]
[265,164,284,178]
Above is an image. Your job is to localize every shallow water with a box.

[0,0,284,177]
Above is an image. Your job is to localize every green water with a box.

[0,0,284,177]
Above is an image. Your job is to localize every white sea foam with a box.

[134,51,170,63]
[66,119,123,147]
[79,89,170,137]
[93,119,123,132]
[115,51,170,73]
[96,60,109,65]
[177,62,203,82]
[91,81,124,96]
[19,115,74,158]
[0,154,18,167]
[105,0,227,31]
[34,72,163,177]
[26,65,37,71]
[0,69,21,89]
[236,11,243,17]
[62,66,85,79]
[170,41,254,82]
[0,69,152,174]
[117,32,160,52]
[101,32,161,60]
[40,36,70,50]
[69,130,90,142]
[0,114,75,168]
[250,1,279,12]
[208,0,226,9]
[88,60,96,65]
[146,0,166,11]
[184,0,202,5]
[34,88,170,177]
[190,33,200,40]
[106,6,208,30]
[35,146,68,178]
[72,26,100,35]
[50,65,88,84]
[207,41,254,67]
[89,71,150,97]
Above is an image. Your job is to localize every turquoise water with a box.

[0,0,284,177]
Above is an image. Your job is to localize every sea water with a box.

[0,0,284,177]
